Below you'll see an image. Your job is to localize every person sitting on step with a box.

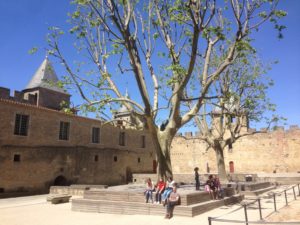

[144,178,154,203]
[155,177,166,204]
[164,183,180,219]
[161,177,175,205]
[205,174,218,200]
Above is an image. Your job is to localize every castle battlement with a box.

[177,125,300,139]
[0,87,36,105]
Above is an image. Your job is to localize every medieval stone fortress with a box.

[1,59,300,222]
[2,58,299,197]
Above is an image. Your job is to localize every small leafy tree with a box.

[191,53,284,181]
[46,0,286,179]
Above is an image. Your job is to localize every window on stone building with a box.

[14,114,29,136]
[114,156,118,162]
[94,155,99,162]
[141,135,146,148]
[138,157,141,163]
[92,127,100,143]
[59,121,70,140]
[119,132,125,146]
[13,154,21,162]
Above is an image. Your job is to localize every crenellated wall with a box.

[0,87,37,105]
[171,126,300,175]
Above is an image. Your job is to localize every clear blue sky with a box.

[0,0,299,130]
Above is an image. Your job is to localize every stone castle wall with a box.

[0,99,155,193]
[0,87,36,105]
[0,86,70,110]
[170,127,300,175]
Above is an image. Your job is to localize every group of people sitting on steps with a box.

[143,174,223,218]
[205,174,224,200]
[144,177,180,219]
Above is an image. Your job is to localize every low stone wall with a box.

[133,173,300,185]
[132,173,257,184]
[256,173,300,185]
[50,184,108,196]
[133,173,211,184]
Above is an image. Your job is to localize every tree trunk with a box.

[213,143,227,183]
[150,130,174,180]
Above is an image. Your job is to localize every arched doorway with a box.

[53,175,68,186]
[229,161,234,173]
[153,160,157,173]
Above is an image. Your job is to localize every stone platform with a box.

[71,184,243,217]
[227,181,276,196]
[50,184,108,196]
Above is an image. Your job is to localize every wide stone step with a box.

[83,188,234,206]
[72,194,243,217]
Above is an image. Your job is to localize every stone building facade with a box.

[0,58,155,194]
[171,127,300,175]
[1,58,299,195]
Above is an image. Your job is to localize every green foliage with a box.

[28,47,38,55]
[236,39,256,56]
[73,0,89,5]
[269,10,287,39]
[72,11,81,19]
[203,26,226,41]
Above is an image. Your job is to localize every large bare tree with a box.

[46,0,286,179]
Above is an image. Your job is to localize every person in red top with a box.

[155,177,166,204]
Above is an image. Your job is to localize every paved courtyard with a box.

[0,185,299,225]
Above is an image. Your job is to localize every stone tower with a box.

[22,57,70,110]
[113,90,133,128]
[211,107,249,134]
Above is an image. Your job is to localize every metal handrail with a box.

[208,184,300,225]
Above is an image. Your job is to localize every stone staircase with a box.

[71,184,243,217]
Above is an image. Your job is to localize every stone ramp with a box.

[71,185,243,217]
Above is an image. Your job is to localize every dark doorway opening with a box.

[153,160,157,173]
[126,167,132,184]
[53,175,68,186]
